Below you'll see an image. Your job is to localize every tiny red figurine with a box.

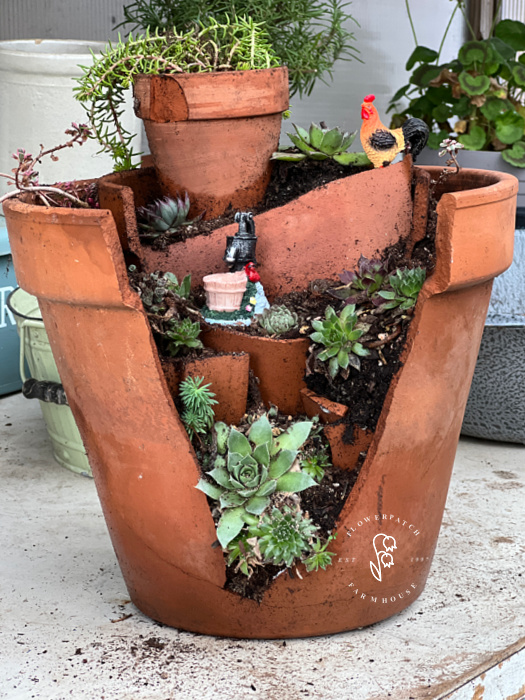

[360,94,429,169]
[244,261,261,283]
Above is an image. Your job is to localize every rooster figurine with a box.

[360,94,429,168]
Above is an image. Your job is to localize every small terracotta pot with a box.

[3,165,518,639]
[133,69,289,219]
[203,271,247,312]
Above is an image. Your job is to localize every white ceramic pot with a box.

[0,39,141,201]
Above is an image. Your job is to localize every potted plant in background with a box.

[388,0,525,444]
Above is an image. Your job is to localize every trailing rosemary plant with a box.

[115,0,360,97]
[75,15,279,170]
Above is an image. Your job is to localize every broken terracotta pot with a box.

[3,163,518,639]
[133,69,289,219]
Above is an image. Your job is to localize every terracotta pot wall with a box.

[3,165,518,638]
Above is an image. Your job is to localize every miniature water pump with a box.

[224,212,258,271]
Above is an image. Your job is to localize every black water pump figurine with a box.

[224,212,257,272]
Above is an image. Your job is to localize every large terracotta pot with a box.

[3,164,517,639]
[133,69,289,219]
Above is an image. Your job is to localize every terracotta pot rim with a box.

[135,66,288,80]
[418,165,519,209]
[203,326,310,345]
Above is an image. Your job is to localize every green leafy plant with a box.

[115,0,360,97]
[377,267,426,311]
[257,305,299,335]
[310,305,370,377]
[196,414,317,547]
[272,122,370,166]
[137,193,203,240]
[248,506,319,568]
[165,317,203,356]
[75,15,279,169]
[300,448,331,483]
[226,534,259,577]
[304,533,337,572]
[329,256,389,305]
[179,376,217,438]
[389,0,525,165]
[132,269,192,314]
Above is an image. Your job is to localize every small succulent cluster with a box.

[165,318,203,356]
[257,305,299,335]
[250,506,319,568]
[137,193,203,241]
[300,447,331,483]
[179,376,217,439]
[133,269,191,314]
[272,122,370,166]
[310,305,370,378]
[197,415,317,548]
[377,268,426,311]
[329,256,388,305]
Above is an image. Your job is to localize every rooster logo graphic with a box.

[370,534,397,582]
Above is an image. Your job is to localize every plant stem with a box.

[404,0,418,46]
[437,3,460,62]
[456,0,478,41]
[0,185,91,207]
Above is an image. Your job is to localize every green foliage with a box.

[300,448,331,483]
[75,15,279,169]
[248,506,319,568]
[329,256,388,305]
[196,414,316,547]
[226,534,258,576]
[377,267,426,311]
[389,2,525,166]
[272,122,370,166]
[304,533,337,572]
[310,305,370,378]
[133,269,192,314]
[137,194,203,240]
[115,0,360,97]
[257,305,299,335]
[165,317,203,356]
[179,376,217,438]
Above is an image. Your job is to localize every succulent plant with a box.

[165,318,203,356]
[300,448,331,483]
[377,267,426,311]
[179,376,217,439]
[137,193,202,240]
[329,256,388,305]
[196,415,317,547]
[304,534,337,572]
[131,268,192,315]
[310,305,370,377]
[272,122,370,166]
[257,305,299,335]
[248,506,319,568]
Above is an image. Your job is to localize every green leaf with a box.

[293,123,310,143]
[220,491,246,508]
[340,131,357,151]
[512,63,525,87]
[489,37,516,62]
[390,84,410,102]
[288,133,319,155]
[276,472,318,493]
[217,507,246,548]
[273,422,313,452]
[245,495,270,515]
[207,467,232,489]
[495,19,525,52]
[319,127,344,155]
[353,342,370,357]
[308,123,324,149]
[432,104,452,122]
[271,151,307,162]
[502,140,525,167]
[253,442,270,467]
[340,303,356,321]
[494,111,525,144]
[248,415,273,447]
[228,428,252,457]
[329,356,339,378]
[406,46,439,71]
[268,449,297,479]
[458,125,487,150]
[333,152,371,166]
[410,64,442,87]
[458,72,490,95]
[337,349,350,369]
[458,40,494,67]
[427,130,450,150]
[480,98,508,121]
[255,479,277,497]
[195,478,223,500]
[310,331,325,344]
